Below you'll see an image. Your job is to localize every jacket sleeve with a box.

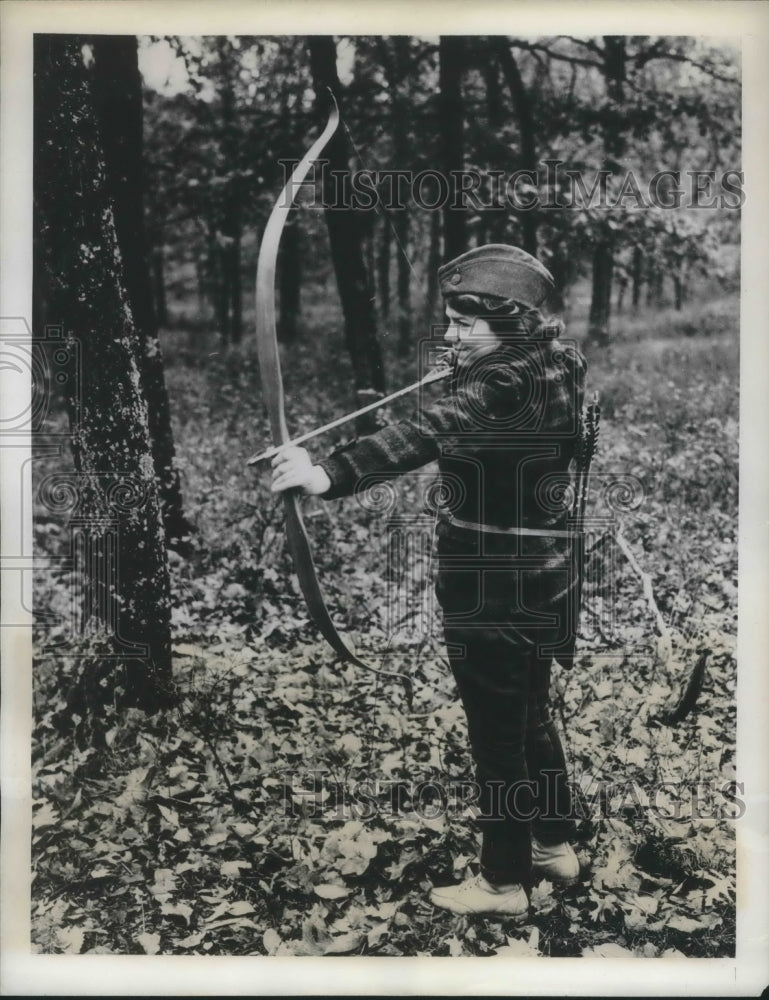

[318,353,526,500]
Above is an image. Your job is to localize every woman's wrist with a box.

[308,465,331,496]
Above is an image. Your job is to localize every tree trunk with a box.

[365,220,376,323]
[655,269,664,307]
[479,58,507,244]
[631,245,643,310]
[207,224,228,341]
[385,38,413,356]
[588,241,614,346]
[227,232,243,343]
[587,36,626,344]
[195,251,207,318]
[547,244,568,311]
[646,264,664,307]
[616,275,627,312]
[424,208,442,329]
[674,257,686,310]
[217,43,243,344]
[439,36,466,261]
[91,36,192,549]
[395,207,411,355]
[673,274,683,311]
[278,215,301,342]
[307,36,386,426]
[378,216,391,324]
[492,39,538,256]
[152,247,168,328]
[35,35,173,720]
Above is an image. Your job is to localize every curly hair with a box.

[445,292,564,340]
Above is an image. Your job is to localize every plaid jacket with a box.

[320,336,587,658]
[320,336,587,529]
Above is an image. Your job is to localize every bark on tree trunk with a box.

[547,244,568,311]
[616,275,627,312]
[424,208,442,328]
[631,245,643,310]
[91,35,192,549]
[395,206,411,356]
[646,265,664,307]
[206,223,228,341]
[478,56,507,245]
[385,38,413,356]
[35,35,174,721]
[195,252,208,317]
[673,274,683,311]
[587,36,626,344]
[152,247,168,328]
[674,258,686,310]
[588,240,614,346]
[227,231,243,344]
[378,216,391,324]
[307,36,386,427]
[215,38,244,344]
[439,36,467,261]
[492,39,538,256]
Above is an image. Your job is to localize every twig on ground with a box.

[615,525,671,661]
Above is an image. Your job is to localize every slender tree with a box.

[439,36,467,260]
[216,37,244,344]
[378,37,414,355]
[587,35,626,344]
[307,36,386,416]
[491,38,539,256]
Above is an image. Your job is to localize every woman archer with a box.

[271,244,587,917]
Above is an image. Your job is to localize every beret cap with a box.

[438,243,555,309]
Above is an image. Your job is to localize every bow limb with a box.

[254,101,372,671]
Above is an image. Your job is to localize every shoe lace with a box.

[458,874,486,894]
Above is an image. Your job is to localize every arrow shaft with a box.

[247,364,451,466]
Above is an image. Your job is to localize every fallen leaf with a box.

[203,831,229,847]
[314,884,352,900]
[366,922,389,948]
[177,932,205,949]
[160,902,193,924]
[205,917,258,931]
[32,802,59,829]
[263,928,281,954]
[150,868,177,902]
[228,900,256,916]
[666,912,721,933]
[324,931,364,955]
[494,928,540,957]
[582,942,635,957]
[157,804,179,826]
[446,935,463,957]
[137,932,161,955]
[220,860,251,878]
[57,926,84,954]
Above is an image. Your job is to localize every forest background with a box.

[28,33,742,959]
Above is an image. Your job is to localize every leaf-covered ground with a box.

[32,291,738,957]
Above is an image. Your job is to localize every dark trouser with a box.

[444,626,575,891]
[435,517,578,892]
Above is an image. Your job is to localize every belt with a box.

[438,508,576,538]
